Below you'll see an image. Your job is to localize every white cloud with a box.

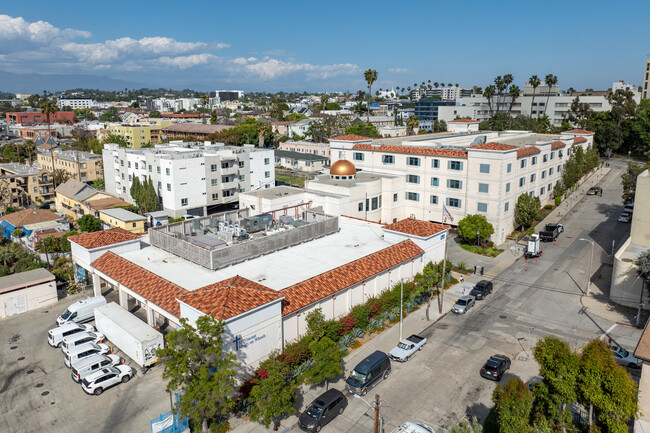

[62,37,208,63]
[216,42,230,49]
[388,68,408,74]
[0,14,91,43]
[158,53,217,69]
[245,58,359,80]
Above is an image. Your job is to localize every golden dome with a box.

[330,160,357,176]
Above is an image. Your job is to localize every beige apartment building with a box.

[0,162,55,211]
[37,149,103,183]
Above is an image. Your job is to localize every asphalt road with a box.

[318,159,642,433]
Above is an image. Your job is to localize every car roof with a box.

[73,354,109,369]
[459,295,474,301]
[313,389,344,405]
[354,351,388,374]
[67,341,99,355]
[64,331,94,342]
[476,280,490,286]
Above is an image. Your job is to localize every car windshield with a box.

[349,369,367,382]
[397,343,410,350]
[305,403,324,419]
[456,299,467,306]
[619,348,629,357]
[60,309,72,320]
[473,285,485,292]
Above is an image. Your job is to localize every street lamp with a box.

[528,326,535,355]
[476,228,480,247]
[353,394,381,433]
[579,238,595,295]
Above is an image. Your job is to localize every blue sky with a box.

[1,0,648,92]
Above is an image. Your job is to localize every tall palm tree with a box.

[401,87,405,93]
[543,74,558,116]
[528,75,541,118]
[200,95,210,124]
[434,82,439,88]
[447,83,452,88]
[454,83,459,88]
[507,85,521,116]
[483,85,496,116]
[406,115,419,135]
[320,94,329,110]
[364,69,378,123]
[40,100,58,188]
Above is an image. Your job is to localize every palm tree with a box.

[406,115,419,135]
[200,95,210,124]
[528,75,541,118]
[320,94,329,110]
[434,82,439,88]
[493,76,505,114]
[472,86,482,94]
[455,83,459,88]
[401,87,405,93]
[507,85,521,116]
[543,74,558,116]
[40,100,58,188]
[363,69,378,123]
[447,83,453,88]
[483,85,496,116]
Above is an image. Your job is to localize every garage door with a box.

[4,294,28,317]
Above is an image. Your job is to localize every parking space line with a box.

[599,323,617,341]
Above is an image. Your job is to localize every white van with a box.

[48,323,94,347]
[56,296,107,326]
[64,342,111,368]
[61,331,105,355]
[71,354,122,383]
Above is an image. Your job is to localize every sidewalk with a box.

[230,291,461,432]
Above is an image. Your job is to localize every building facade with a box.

[5,111,75,124]
[278,141,330,157]
[106,121,172,148]
[37,149,103,183]
[57,97,94,110]
[102,142,275,218]
[0,162,54,210]
[644,58,650,100]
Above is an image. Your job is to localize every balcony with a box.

[221,165,238,176]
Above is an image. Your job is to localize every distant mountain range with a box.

[0,70,142,93]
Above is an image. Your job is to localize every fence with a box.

[150,394,189,433]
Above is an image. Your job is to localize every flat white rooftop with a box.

[121,217,390,291]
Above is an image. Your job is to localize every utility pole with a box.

[374,394,380,433]
[439,229,448,314]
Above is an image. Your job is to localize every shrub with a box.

[351,327,364,338]
[350,304,370,329]
[322,320,343,341]
[339,314,357,333]
[12,228,23,237]
[350,340,362,349]
[366,297,382,317]
[338,334,354,349]
[367,317,384,332]
[555,196,561,206]
[277,339,311,368]
[543,204,554,210]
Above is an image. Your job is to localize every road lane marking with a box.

[600,323,617,341]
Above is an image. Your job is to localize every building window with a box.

[504,202,510,212]
[264,158,270,165]
[557,164,561,172]
[449,161,463,170]
[550,151,555,160]
[265,171,270,178]
[446,197,461,208]
[540,187,545,195]
[371,197,378,210]
[148,165,152,172]
[120,160,124,167]
[548,183,552,191]
[407,157,421,166]
[531,156,537,165]
[430,195,438,204]
[478,183,489,193]
[541,170,546,179]
[353,152,364,161]
[157,166,161,174]
[406,192,419,201]
[407,174,420,184]
[121,173,125,180]
[382,155,394,164]
[529,191,535,198]
[128,175,132,181]
[506,182,511,193]
[559,150,563,158]
[181,198,188,206]
[358,202,363,211]
[477,202,487,212]
[212,193,219,200]
[210,164,218,172]
[447,179,462,189]
[431,177,439,186]
[432,159,439,168]
[393,193,398,202]
[543,154,548,163]
[211,178,218,186]
[520,159,527,168]
[239,175,245,182]
[519,177,525,187]
[530,173,536,182]
[166,183,171,191]
[165,168,170,175]
[479,163,490,174]
[157,181,161,190]
[507,163,512,173]
[128,161,131,168]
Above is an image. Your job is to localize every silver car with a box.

[452,295,476,314]
[611,346,642,368]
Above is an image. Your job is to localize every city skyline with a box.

[1,1,649,92]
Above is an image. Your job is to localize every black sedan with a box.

[480,354,511,381]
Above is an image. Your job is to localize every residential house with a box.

[0,162,55,211]
[55,178,130,220]
[274,150,329,173]
[98,208,146,234]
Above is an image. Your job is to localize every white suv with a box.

[81,366,134,395]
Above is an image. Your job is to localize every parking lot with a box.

[0,293,171,433]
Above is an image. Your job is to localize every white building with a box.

[612,80,639,93]
[102,141,274,218]
[57,97,94,110]
[0,268,57,318]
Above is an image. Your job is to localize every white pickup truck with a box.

[388,334,427,362]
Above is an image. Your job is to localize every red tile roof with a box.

[449,118,479,123]
[516,146,541,158]
[551,141,566,149]
[353,143,468,158]
[91,252,186,316]
[574,137,587,144]
[179,276,283,320]
[330,134,373,141]
[383,219,449,238]
[467,142,518,151]
[68,228,141,249]
[281,240,424,316]
[565,129,594,134]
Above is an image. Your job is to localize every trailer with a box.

[525,234,542,258]
[94,302,164,368]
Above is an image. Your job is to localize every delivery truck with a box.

[94,302,164,368]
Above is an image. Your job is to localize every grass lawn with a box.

[274,173,306,188]
[459,242,504,257]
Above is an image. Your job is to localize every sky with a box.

[1,0,649,92]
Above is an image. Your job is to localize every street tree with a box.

[406,115,419,135]
[363,69,377,123]
[345,121,380,138]
[248,357,296,430]
[77,214,101,232]
[564,96,593,128]
[306,337,343,389]
[621,161,650,204]
[149,110,162,118]
[158,316,240,433]
[492,378,533,433]
[457,214,494,246]
[100,107,120,122]
[515,194,541,230]
[543,74,558,116]
[450,417,482,433]
[634,99,650,157]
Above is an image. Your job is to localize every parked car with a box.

[480,354,511,381]
[624,203,634,213]
[618,212,632,223]
[64,342,111,368]
[452,295,476,314]
[48,323,94,347]
[345,350,391,396]
[56,296,107,326]
[391,422,436,433]
[81,365,134,395]
[470,280,493,300]
[388,334,427,362]
[611,346,642,368]
[587,186,603,196]
[72,354,123,383]
[298,389,348,432]
[61,331,105,355]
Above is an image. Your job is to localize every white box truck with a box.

[94,302,164,368]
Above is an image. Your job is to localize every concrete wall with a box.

[631,170,650,246]
[0,280,57,318]
[610,237,646,309]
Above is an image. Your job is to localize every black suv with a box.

[470,280,493,300]
[298,389,348,432]
[480,354,511,381]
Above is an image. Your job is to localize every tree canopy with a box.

[457,214,494,245]
[77,214,102,232]
[345,121,381,138]
[515,194,541,230]
[99,107,120,122]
